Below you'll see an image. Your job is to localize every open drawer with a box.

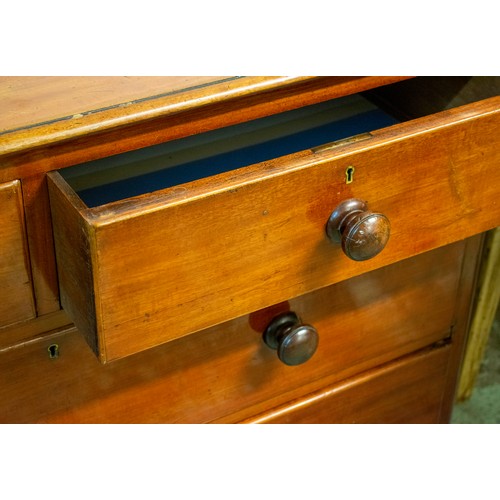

[47,80,500,362]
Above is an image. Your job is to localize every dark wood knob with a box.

[263,311,318,366]
[326,198,390,261]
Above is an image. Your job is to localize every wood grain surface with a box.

[0,76,496,424]
[0,76,411,343]
[0,76,229,133]
[0,76,411,158]
[242,345,452,423]
[48,96,500,361]
[0,180,36,328]
[0,241,471,423]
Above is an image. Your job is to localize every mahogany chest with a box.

[0,76,498,423]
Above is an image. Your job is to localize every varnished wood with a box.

[0,76,497,424]
[47,174,99,354]
[21,174,60,315]
[0,76,411,159]
[0,180,36,328]
[241,345,451,424]
[457,228,500,401]
[0,76,411,339]
[0,309,71,351]
[0,76,228,134]
[0,242,472,423]
[431,235,483,422]
[48,96,500,361]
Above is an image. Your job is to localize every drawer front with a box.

[242,345,451,424]
[0,242,469,423]
[47,97,500,361]
[0,180,36,328]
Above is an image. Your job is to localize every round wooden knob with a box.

[326,198,390,261]
[263,311,318,366]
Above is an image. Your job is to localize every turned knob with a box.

[326,198,390,261]
[263,311,318,366]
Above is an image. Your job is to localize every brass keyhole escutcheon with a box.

[345,166,355,184]
[48,344,59,359]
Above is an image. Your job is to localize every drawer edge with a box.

[47,172,103,359]
[238,345,451,424]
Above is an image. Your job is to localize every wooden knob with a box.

[263,311,318,366]
[326,198,390,261]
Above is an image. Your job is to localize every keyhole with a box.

[346,166,355,184]
[48,344,59,359]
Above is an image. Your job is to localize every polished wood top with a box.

[0,76,411,157]
[0,76,230,133]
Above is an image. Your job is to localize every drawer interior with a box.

[58,94,399,207]
[363,76,500,120]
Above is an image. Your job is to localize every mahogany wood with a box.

[0,180,36,328]
[439,234,485,421]
[0,76,497,424]
[21,174,60,315]
[0,76,410,159]
[0,76,227,134]
[0,76,411,345]
[48,97,500,361]
[0,310,71,351]
[242,345,451,424]
[47,175,99,354]
[0,241,472,423]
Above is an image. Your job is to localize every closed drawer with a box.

[0,180,36,328]
[0,241,471,423]
[47,91,500,361]
[242,345,452,424]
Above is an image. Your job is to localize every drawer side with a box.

[47,172,100,356]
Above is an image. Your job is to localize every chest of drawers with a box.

[0,76,498,423]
